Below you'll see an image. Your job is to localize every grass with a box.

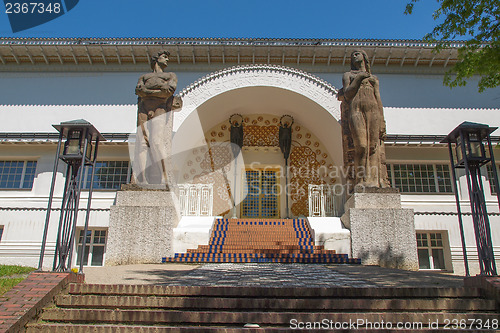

[0,277,26,295]
[0,265,36,277]
[0,265,36,296]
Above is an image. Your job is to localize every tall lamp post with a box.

[442,121,498,276]
[229,114,244,219]
[279,115,294,219]
[38,119,105,273]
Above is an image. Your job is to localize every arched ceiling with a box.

[173,85,343,168]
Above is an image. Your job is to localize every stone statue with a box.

[133,50,182,187]
[230,118,244,157]
[340,50,390,189]
[279,120,292,160]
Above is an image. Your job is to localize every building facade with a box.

[0,38,499,275]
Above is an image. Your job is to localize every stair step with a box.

[173,253,346,257]
[55,295,497,311]
[163,258,360,263]
[165,218,359,264]
[26,323,284,332]
[40,308,500,325]
[26,323,499,333]
[68,284,483,298]
[29,284,498,332]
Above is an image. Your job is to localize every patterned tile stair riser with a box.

[163,218,361,264]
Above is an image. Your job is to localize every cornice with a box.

[0,37,461,69]
[0,37,467,47]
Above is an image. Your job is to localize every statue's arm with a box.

[369,75,387,139]
[135,76,163,97]
[135,76,146,95]
[135,74,177,98]
[370,75,381,100]
[153,73,177,97]
[342,72,369,102]
[341,73,352,100]
[165,73,178,95]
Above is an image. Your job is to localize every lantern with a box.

[38,119,105,273]
[442,121,498,276]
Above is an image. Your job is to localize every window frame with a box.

[75,228,107,267]
[387,163,453,194]
[486,164,499,195]
[0,160,37,190]
[81,160,131,191]
[416,231,447,271]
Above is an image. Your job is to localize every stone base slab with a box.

[173,216,217,253]
[344,191,401,211]
[307,217,351,255]
[105,190,180,266]
[341,192,418,271]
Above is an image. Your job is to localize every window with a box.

[416,232,446,270]
[0,226,3,241]
[387,164,452,193]
[82,161,130,190]
[0,161,37,189]
[75,229,107,266]
[487,164,499,194]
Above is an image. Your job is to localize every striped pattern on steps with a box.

[163,218,360,264]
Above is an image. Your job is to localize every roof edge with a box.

[0,37,468,48]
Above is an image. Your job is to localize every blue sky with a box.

[0,0,442,40]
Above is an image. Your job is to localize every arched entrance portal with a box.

[172,65,344,218]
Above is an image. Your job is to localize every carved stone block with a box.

[341,191,419,270]
[105,190,180,265]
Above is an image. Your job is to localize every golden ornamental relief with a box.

[243,125,279,147]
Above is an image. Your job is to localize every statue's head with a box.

[151,50,171,70]
[350,49,371,73]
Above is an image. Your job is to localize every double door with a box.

[241,168,280,218]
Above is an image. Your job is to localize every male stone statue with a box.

[133,50,182,187]
[340,50,390,188]
[107,51,182,266]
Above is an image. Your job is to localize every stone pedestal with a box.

[341,188,418,270]
[105,190,180,266]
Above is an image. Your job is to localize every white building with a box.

[0,38,499,275]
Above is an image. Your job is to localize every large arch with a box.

[171,65,345,219]
[172,64,344,169]
[174,64,341,131]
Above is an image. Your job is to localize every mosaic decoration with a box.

[243,125,279,147]
[178,114,337,217]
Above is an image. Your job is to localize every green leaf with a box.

[406,0,500,92]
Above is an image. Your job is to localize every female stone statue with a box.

[342,50,390,188]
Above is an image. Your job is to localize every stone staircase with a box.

[163,218,360,264]
[27,284,499,332]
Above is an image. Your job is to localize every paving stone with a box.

[156,263,377,287]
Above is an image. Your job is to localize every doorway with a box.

[241,168,280,218]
